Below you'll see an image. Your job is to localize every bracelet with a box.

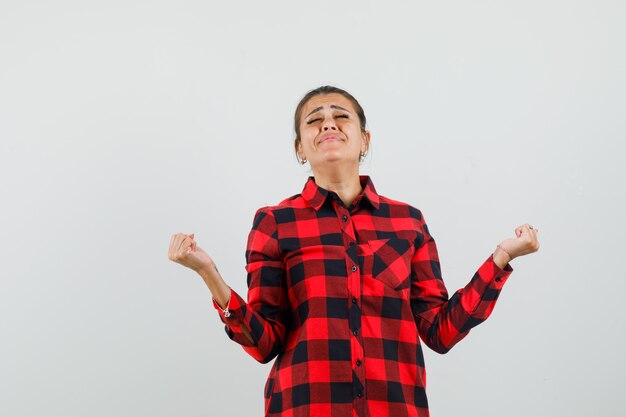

[214,286,232,318]
[496,245,513,262]
[209,265,232,317]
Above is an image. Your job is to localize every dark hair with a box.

[293,85,368,164]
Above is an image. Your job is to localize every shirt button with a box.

[356,360,362,366]
[351,265,357,272]
[353,329,358,336]
[357,392,363,398]
[342,214,348,222]
[352,298,357,304]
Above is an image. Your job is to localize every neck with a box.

[312,163,363,207]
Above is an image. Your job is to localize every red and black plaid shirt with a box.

[213,175,513,417]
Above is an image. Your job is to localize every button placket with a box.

[341,205,364,404]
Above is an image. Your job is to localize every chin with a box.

[318,154,359,165]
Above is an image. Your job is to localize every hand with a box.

[497,224,540,261]
[168,232,215,273]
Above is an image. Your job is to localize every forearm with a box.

[200,264,275,348]
[197,263,232,310]
[413,254,513,353]
[197,264,255,345]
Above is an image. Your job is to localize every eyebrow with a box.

[305,105,351,119]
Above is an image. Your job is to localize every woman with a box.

[168,86,540,417]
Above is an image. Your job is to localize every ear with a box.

[296,140,306,161]
[361,131,371,154]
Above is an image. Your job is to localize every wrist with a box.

[197,262,218,278]
[493,245,513,268]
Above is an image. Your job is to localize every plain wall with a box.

[1,1,624,416]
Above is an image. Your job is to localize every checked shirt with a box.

[212,175,513,417]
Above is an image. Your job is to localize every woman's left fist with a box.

[498,224,540,260]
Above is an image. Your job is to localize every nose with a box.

[322,117,338,131]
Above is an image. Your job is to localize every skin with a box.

[167,92,541,344]
[296,93,371,207]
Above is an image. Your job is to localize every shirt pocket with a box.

[365,238,414,291]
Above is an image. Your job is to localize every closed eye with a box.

[306,114,349,125]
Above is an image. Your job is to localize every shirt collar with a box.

[301,175,380,211]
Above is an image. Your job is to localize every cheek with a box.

[300,127,317,143]
[300,133,316,150]
[341,121,359,133]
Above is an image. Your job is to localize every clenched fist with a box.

[168,233,215,273]
[498,224,541,260]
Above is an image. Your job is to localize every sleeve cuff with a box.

[487,253,514,289]
[212,287,246,324]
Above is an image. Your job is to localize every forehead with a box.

[301,93,356,116]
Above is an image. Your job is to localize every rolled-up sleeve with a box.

[409,210,513,354]
[212,207,290,363]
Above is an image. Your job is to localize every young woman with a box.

[168,86,540,417]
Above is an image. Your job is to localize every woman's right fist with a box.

[168,233,215,273]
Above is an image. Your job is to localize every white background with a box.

[1,1,624,416]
